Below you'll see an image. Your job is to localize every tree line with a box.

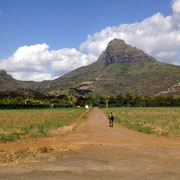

[0,90,180,109]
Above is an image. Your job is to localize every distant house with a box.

[85,105,89,109]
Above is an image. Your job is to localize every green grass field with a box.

[0,108,87,141]
[103,107,180,137]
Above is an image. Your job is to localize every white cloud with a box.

[1,0,180,81]
[0,44,97,81]
[50,48,97,76]
[172,0,180,13]
[11,72,53,82]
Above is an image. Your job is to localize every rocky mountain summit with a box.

[98,38,156,67]
[0,70,12,80]
[0,70,21,91]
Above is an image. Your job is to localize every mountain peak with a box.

[0,69,13,79]
[109,38,125,44]
[108,38,127,52]
[0,69,8,76]
[98,38,156,67]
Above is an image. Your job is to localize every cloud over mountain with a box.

[0,44,96,81]
[80,0,180,65]
[0,0,180,81]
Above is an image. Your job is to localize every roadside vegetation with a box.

[103,107,180,137]
[0,108,88,141]
[0,145,55,164]
[1,90,180,109]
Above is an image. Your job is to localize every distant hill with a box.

[35,39,180,96]
[0,70,43,97]
[1,38,180,96]
[0,69,31,92]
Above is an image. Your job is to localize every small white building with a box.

[85,105,89,109]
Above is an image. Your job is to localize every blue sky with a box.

[0,0,180,81]
[0,0,172,57]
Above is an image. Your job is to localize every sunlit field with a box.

[103,107,180,137]
[0,108,87,141]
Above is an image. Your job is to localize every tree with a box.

[124,91,136,106]
[116,94,125,106]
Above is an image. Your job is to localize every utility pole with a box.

[106,99,108,108]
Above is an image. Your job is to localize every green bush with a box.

[0,132,22,141]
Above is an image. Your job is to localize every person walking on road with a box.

[109,112,114,127]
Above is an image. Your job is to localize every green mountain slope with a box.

[36,39,180,96]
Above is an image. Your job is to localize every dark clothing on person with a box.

[109,112,114,127]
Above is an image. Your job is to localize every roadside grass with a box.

[0,146,54,164]
[0,148,35,164]
[103,107,180,137]
[0,108,87,141]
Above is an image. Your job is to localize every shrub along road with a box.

[0,108,180,179]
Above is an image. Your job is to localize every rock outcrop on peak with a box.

[98,38,156,67]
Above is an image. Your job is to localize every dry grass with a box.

[0,148,34,163]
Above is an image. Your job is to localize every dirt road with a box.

[1,108,180,179]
